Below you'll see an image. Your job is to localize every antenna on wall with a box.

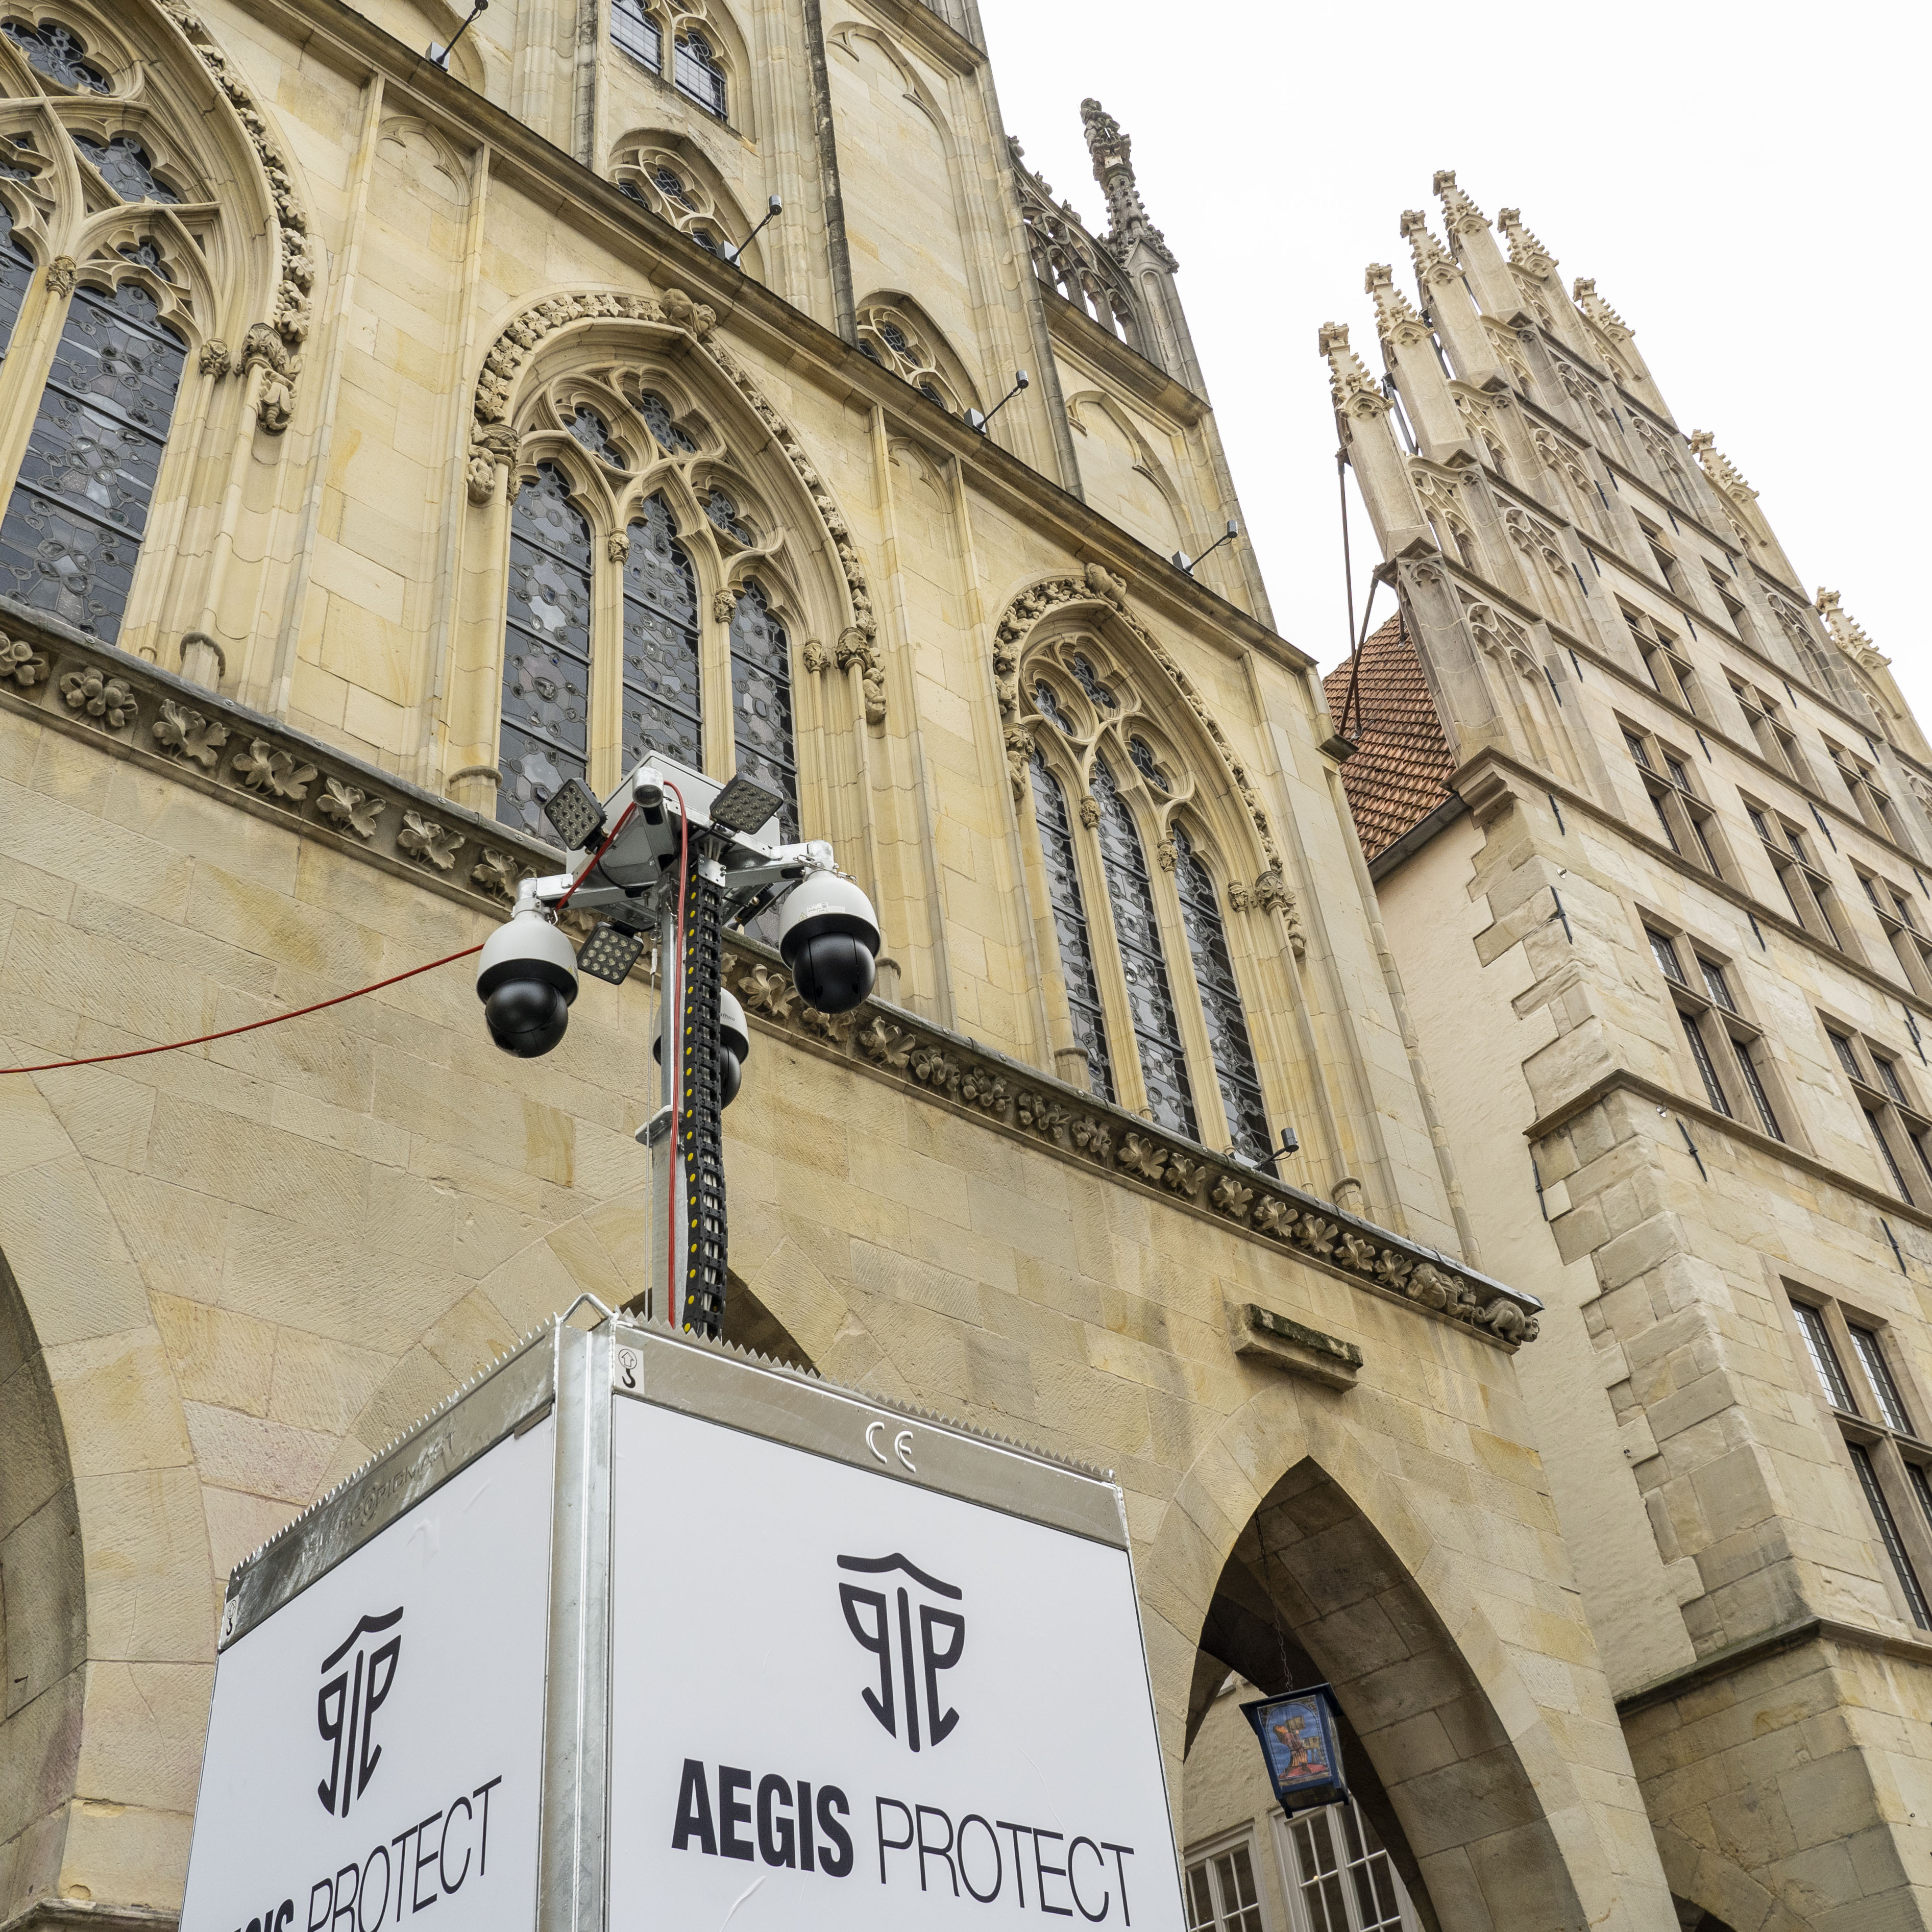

[428,0,488,70]
[1173,519,1239,576]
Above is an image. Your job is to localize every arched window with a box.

[0,203,34,369]
[621,493,701,773]
[0,272,186,641]
[728,580,796,837]
[674,31,726,118]
[610,0,661,71]
[640,390,696,455]
[498,463,594,834]
[1092,759,1195,1137]
[1171,825,1268,1164]
[72,133,178,204]
[1030,749,1114,1100]
[3,17,107,89]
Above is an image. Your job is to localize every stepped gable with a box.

[1323,613,1455,861]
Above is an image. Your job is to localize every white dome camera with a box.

[654,986,752,1105]
[476,907,578,1057]
[778,871,880,1014]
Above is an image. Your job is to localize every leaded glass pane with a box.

[1031,751,1114,1103]
[1094,759,1195,1138]
[653,165,693,208]
[3,19,109,90]
[72,133,178,204]
[918,380,944,408]
[704,486,751,543]
[568,404,625,468]
[879,321,909,354]
[1173,825,1268,1163]
[729,580,797,839]
[498,463,592,835]
[673,30,726,116]
[1129,734,1170,790]
[1070,652,1116,710]
[0,203,34,370]
[0,277,183,640]
[690,228,719,256]
[609,0,659,69]
[621,493,701,774]
[1034,679,1072,733]
[639,389,696,454]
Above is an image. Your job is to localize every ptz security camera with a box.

[778,871,881,1014]
[475,906,578,1057]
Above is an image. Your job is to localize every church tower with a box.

[1325,170,1932,1929]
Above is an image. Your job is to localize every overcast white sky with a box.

[976,0,1926,715]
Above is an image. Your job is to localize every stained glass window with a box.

[674,30,726,117]
[704,486,751,543]
[1071,652,1117,710]
[498,464,593,835]
[0,275,184,641]
[568,405,625,468]
[860,339,884,365]
[1030,750,1113,1102]
[1129,735,1169,791]
[690,228,720,256]
[729,580,797,838]
[653,166,693,208]
[0,203,34,371]
[918,380,945,408]
[3,18,108,91]
[72,133,178,204]
[1034,680,1072,733]
[639,390,695,454]
[1093,759,1196,1137]
[621,494,701,774]
[1172,826,1267,1162]
[610,0,659,70]
[879,321,909,355]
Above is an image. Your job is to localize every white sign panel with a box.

[607,1398,1185,1926]
[181,1420,556,1932]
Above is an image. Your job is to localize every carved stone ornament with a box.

[242,322,299,435]
[711,588,737,624]
[233,737,316,801]
[472,847,537,902]
[606,532,630,565]
[990,570,1306,958]
[152,698,228,768]
[156,0,314,426]
[59,665,137,727]
[0,635,48,688]
[199,338,233,379]
[46,255,76,298]
[397,810,463,871]
[315,776,385,839]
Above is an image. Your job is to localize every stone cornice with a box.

[1519,1064,1932,1242]
[0,607,1544,1347]
[1438,744,1932,1031]
[1614,1613,1932,1719]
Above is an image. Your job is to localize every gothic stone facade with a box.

[0,6,1682,1932]
[1323,172,1932,1931]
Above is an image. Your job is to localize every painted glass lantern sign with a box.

[1240,1683,1349,1819]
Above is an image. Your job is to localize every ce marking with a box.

[865,1418,917,1475]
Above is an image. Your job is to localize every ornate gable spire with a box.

[1497,208,1555,280]
[1816,589,1890,668]
[1365,262,1430,348]
[1573,277,1631,342]
[1318,322,1386,419]
[1080,98,1176,270]
[1433,168,1491,241]
[1400,209,1459,292]
[1688,430,1757,503]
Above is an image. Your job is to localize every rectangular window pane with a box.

[1681,1011,1732,1115]
[1700,957,1736,1010]
[1186,1863,1217,1930]
[1649,929,1685,982]
[1732,1037,1783,1141]
[1691,815,1722,875]
[1878,1058,1910,1105]
[1852,1327,1914,1435]
[1624,731,1652,769]
[1794,1302,1859,1413]
[1829,1031,1863,1081]
[1910,1462,1932,1543]
[1748,804,1772,841]
[1650,790,1681,852]
[1866,1106,1914,1201]
[1849,1441,1932,1628]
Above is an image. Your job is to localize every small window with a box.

[1700,956,1735,1010]
[1681,1010,1731,1115]
[1623,730,1652,770]
[610,0,661,68]
[1828,1030,1863,1081]
[673,29,727,117]
[1850,1442,1932,1627]
[1185,1843,1264,1932]
[1794,1301,1858,1413]
[1851,1328,1914,1435]
[1876,1056,1910,1106]
[1648,928,1685,983]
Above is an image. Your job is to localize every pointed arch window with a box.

[621,493,701,773]
[498,463,594,834]
[1092,759,1196,1137]
[609,0,661,70]
[0,202,34,368]
[673,30,726,118]
[1030,749,1114,1101]
[0,271,185,641]
[728,580,797,837]
[1172,825,1268,1163]
[639,390,695,455]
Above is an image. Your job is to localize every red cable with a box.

[661,781,690,1330]
[2,799,643,1079]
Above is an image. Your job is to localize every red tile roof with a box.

[1322,613,1456,863]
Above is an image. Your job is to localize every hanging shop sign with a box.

[1241,1684,1350,1820]
[180,1316,1186,1932]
